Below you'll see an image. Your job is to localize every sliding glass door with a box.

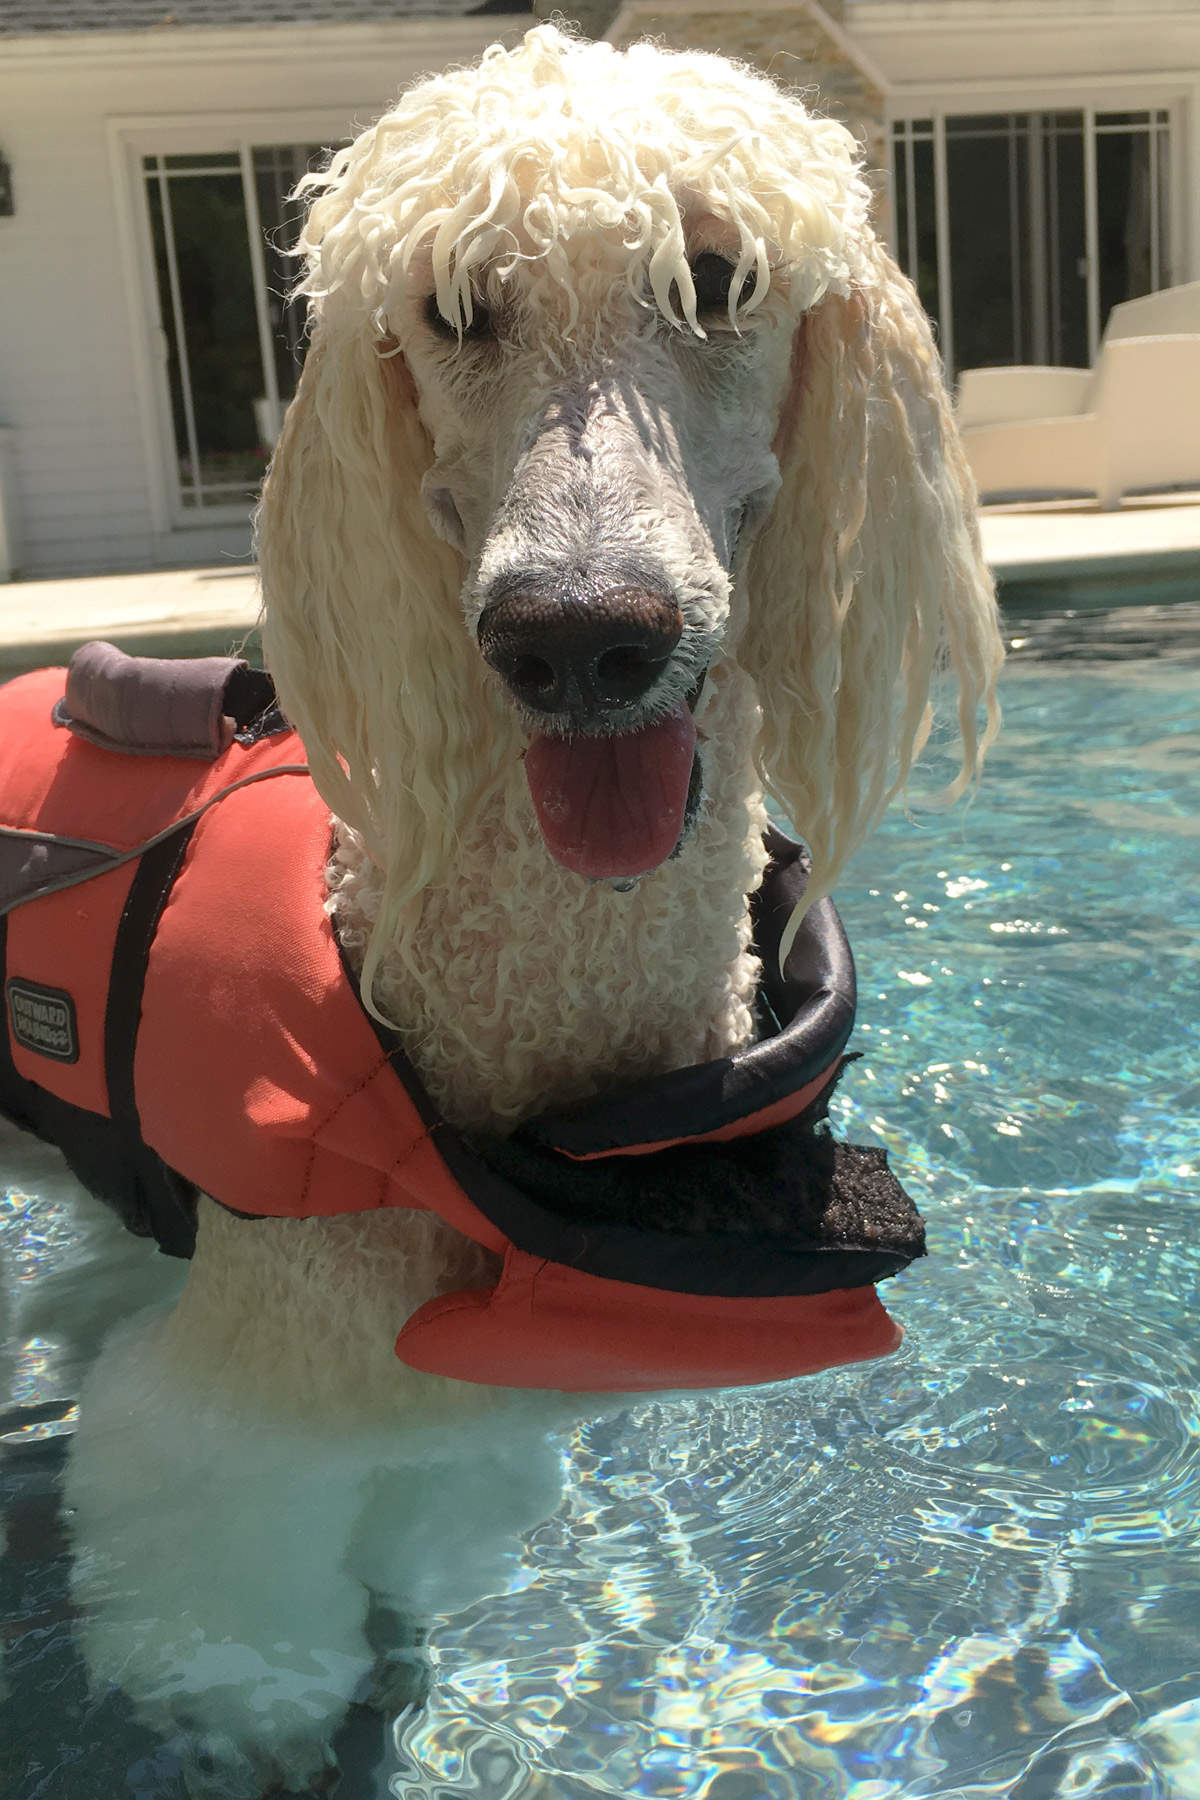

[142,145,325,517]
[892,108,1172,381]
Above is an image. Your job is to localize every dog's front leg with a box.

[66,1302,382,1797]
[66,1197,580,1794]
[343,1428,571,1717]
[63,1197,462,1794]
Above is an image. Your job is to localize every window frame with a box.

[108,110,366,532]
[884,81,1188,384]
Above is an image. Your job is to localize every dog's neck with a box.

[328,661,769,1132]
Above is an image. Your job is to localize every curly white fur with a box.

[60,30,1004,1789]
[296,29,865,337]
[258,23,1002,1124]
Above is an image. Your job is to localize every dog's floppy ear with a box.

[737,245,1003,913]
[257,323,516,909]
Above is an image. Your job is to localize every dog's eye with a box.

[685,253,756,321]
[423,291,492,343]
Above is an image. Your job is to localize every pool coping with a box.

[980,493,1200,595]
[0,564,262,679]
[3,495,1199,676]
[992,543,1200,582]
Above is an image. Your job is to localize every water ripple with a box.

[395,628,1200,1798]
[5,620,1200,1797]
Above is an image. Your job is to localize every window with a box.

[142,145,327,514]
[890,108,1172,380]
[892,118,939,340]
[1095,111,1171,328]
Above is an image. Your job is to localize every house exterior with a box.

[0,0,532,580]
[0,0,1195,578]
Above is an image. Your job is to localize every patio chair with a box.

[957,281,1200,508]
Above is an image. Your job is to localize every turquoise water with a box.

[3,599,1199,1798]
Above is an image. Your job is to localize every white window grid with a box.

[890,107,1174,382]
[141,145,322,519]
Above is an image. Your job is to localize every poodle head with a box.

[259,26,1001,919]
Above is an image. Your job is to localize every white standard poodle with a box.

[13,23,1003,1796]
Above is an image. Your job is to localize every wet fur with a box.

[58,28,1002,1794]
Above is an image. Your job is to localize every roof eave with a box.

[0,12,526,61]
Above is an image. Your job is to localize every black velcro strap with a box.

[329,846,922,1299]
[101,826,201,1256]
[105,827,194,1134]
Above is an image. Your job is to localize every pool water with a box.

[3,599,1199,1799]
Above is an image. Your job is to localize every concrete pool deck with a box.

[980,490,1200,606]
[3,491,1199,676]
[0,562,262,677]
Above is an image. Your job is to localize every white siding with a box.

[850,0,1200,90]
[0,18,521,577]
[4,5,1195,577]
[849,2,1200,337]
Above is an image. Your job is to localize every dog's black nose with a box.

[477,587,684,716]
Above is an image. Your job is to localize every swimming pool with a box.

[3,598,1198,1799]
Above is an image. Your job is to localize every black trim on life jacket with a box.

[518,829,855,1162]
[338,836,926,1299]
[101,827,201,1256]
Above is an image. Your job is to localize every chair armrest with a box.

[961,414,1103,500]
[956,366,1092,429]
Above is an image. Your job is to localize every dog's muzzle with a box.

[477,582,706,885]
[477,586,683,726]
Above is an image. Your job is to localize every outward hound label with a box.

[6,978,79,1064]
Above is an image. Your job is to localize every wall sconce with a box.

[0,156,13,217]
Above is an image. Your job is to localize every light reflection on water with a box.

[3,602,1200,1798]
[394,606,1200,1799]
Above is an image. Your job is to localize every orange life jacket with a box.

[0,648,924,1392]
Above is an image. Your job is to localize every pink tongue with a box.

[525,704,697,880]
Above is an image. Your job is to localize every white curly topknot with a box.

[298,25,870,335]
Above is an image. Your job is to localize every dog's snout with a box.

[477,587,684,717]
